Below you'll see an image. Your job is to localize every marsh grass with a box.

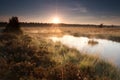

[22,26,120,42]
[88,39,99,46]
[0,32,120,80]
[59,27,120,42]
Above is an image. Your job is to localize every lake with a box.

[50,35,120,66]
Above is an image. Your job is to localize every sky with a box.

[0,0,120,25]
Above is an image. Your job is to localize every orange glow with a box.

[52,17,60,24]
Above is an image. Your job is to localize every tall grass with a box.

[0,32,120,80]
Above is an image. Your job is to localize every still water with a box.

[50,35,120,66]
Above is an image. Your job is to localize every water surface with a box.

[50,35,120,66]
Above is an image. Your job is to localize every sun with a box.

[52,17,60,24]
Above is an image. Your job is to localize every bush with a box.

[3,17,22,34]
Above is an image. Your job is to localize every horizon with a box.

[1,21,120,26]
[0,0,120,25]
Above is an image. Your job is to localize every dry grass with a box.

[59,27,120,40]
[88,39,99,46]
[22,26,120,42]
[0,32,120,80]
[0,26,120,80]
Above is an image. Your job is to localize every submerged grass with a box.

[0,32,120,80]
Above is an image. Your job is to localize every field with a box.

[22,26,120,42]
[0,25,120,80]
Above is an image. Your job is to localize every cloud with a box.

[71,7,88,13]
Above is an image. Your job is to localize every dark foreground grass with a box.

[0,33,120,80]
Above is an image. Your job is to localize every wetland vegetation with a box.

[0,17,120,80]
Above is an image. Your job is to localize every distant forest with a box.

[0,22,119,28]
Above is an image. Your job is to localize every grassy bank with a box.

[22,26,120,42]
[0,32,120,80]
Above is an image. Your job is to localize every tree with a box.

[4,16,22,34]
[99,23,104,28]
